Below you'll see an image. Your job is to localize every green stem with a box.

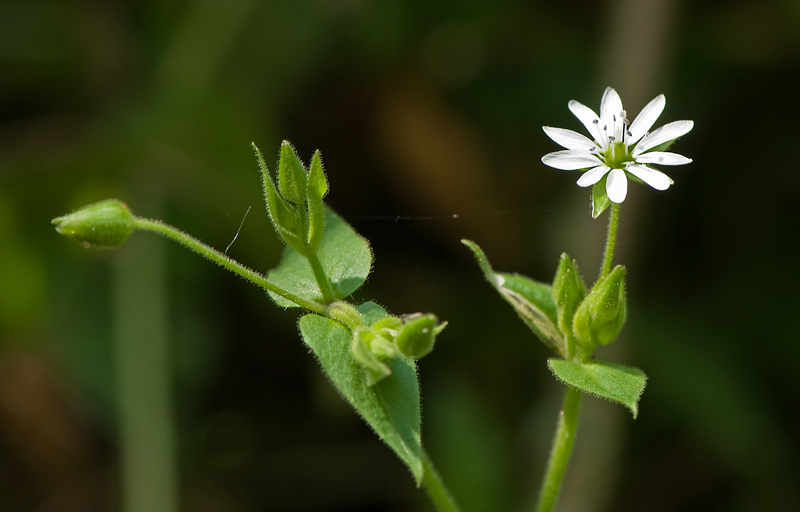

[535,386,582,512]
[303,248,336,304]
[422,450,462,512]
[599,203,620,279]
[134,217,327,315]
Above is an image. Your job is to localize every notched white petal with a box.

[576,165,611,187]
[627,94,665,144]
[606,168,628,203]
[633,120,694,155]
[542,126,597,151]
[568,100,602,141]
[542,150,601,170]
[626,164,672,191]
[634,151,692,166]
[600,87,624,123]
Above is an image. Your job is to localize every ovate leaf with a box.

[462,240,566,357]
[300,302,423,484]
[268,207,372,307]
[547,358,647,418]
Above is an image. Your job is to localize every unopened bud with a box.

[395,313,441,359]
[573,265,627,347]
[552,253,586,338]
[52,199,135,247]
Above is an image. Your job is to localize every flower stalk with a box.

[134,217,328,315]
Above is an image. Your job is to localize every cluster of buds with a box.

[327,302,446,386]
[551,255,627,360]
[255,141,328,255]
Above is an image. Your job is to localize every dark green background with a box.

[1,0,798,510]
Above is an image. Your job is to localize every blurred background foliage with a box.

[1,0,799,510]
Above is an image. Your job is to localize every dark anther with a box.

[593,119,599,124]
[608,136,616,141]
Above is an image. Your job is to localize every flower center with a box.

[603,141,632,169]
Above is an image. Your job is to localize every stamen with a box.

[608,136,615,141]
[593,119,599,125]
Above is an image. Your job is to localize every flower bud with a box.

[573,265,627,347]
[52,199,135,247]
[552,253,586,338]
[394,313,440,359]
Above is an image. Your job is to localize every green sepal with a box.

[592,174,612,219]
[552,253,587,357]
[462,240,566,358]
[300,302,423,485]
[547,358,647,418]
[254,143,305,252]
[306,150,328,251]
[268,207,373,307]
[278,140,308,206]
[52,199,135,247]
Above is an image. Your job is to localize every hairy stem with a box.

[600,203,620,279]
[535,386,582,512]
[422,450,462,512]
[134,217,327,315]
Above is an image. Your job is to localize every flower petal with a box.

[626,164,672,191]
[541,150,601,170]
[634,151,692,166]
[606,168,628,203]
[627,94,665,144]
[633,120,694,155]
[568,100,603,142]
[600,87,624,124]
[576,165,611,187]
[542,126,597,151]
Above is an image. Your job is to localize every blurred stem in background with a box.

[113,203,179,512]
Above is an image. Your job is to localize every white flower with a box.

[541,87,693,203]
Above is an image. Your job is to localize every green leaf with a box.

[300,302,423,484]
[306,151,328,251]
[254,143,305,252]
[462,240,566,357]
[278,140,308,205]
[547,358,647,418]
[268,207,372,307]
[592,175,611,219]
